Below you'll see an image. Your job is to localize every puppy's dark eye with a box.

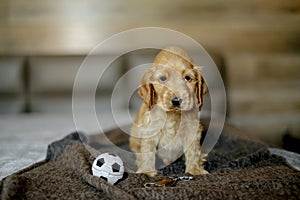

[159,76,167,82]
[184,76,191,82]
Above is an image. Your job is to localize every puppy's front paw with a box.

[186,168,209,175]
[137,169,158,177]
[146,170,158,177]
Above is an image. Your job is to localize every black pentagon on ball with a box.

[100,176,108,182]
[97,158,105,167]
[108,153,116,157]
[112,162,121,172]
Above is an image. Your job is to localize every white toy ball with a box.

[92,153,124,185]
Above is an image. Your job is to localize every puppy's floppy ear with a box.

[138,83,156,108]
[138,69,156,109]
[195,67,207,110]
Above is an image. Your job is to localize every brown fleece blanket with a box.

[1,125,300,200]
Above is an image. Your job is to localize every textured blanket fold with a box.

[1,126,300,199]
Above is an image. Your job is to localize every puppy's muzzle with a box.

[171,97,182,106]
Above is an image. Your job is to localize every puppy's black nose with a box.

[171,97,182,106]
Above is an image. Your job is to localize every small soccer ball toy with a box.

[92,153,124,185]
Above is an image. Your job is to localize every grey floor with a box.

[0,109,132,180]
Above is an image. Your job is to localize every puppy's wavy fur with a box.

[130,47,208,177]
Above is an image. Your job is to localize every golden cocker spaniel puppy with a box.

[130,46,208,177]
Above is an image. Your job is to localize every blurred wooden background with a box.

[0,0,299,147]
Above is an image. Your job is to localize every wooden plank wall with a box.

[0,0,299,146]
